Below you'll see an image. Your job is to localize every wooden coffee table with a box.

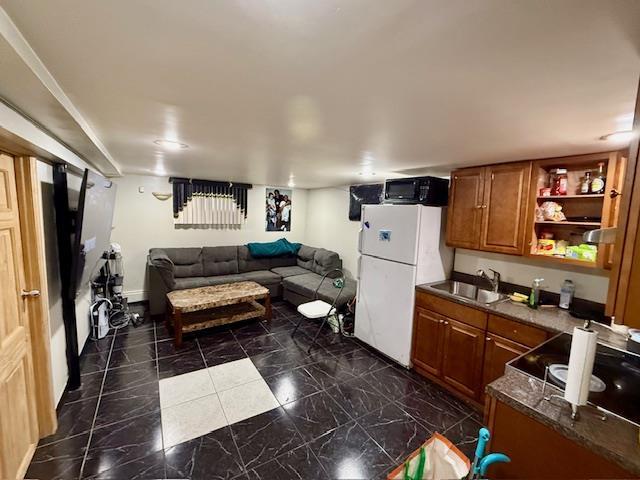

[166,281,271,347]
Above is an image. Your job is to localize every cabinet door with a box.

[480,162,531,254]
[412,307,444,377]
[446,168,484,249]
[441,318,485,399]
[481,333,528,393]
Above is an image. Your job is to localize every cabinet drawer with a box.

[488,314,548,348]
[416,290,487,330]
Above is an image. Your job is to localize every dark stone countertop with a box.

[416,282,638,474]
[415,282,628,351]
[487,369,640,475]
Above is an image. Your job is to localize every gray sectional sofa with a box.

[147,244,357,316]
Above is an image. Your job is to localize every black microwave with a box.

[384,176,449,206]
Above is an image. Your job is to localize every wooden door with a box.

[0,153,38,479]
[441,318,485,399]
[481,333,527,395]
[411,307,444,377]
[446,167,484,249]
[480,162,531,254]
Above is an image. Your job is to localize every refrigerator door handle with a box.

[357,227,364,254]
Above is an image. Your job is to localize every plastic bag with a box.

[540,201,566,222]
[387,433,470,480]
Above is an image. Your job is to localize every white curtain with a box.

[174,192,245,228]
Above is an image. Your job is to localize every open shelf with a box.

[537,194,605,200]
[528,254,599,269]
[534,220,601,227]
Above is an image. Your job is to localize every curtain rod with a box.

[169,177,253,189]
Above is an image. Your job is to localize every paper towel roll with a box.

[564,326,598,407]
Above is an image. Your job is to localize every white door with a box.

[360,205,420,265]
[355,254,416,367]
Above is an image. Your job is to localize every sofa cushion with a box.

[312,248,341,276]
[239,270,281,285]
[173,274,246,290]
[270,266,309,278]
[148,249,175,290]
[202,246,239,276]
[296,245,317,270]
[162,247,204,278]
[238,245,296,272]
[282,272,356,307]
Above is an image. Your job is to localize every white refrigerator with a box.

[355,204,453,367]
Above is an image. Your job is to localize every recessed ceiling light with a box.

[599,130,637,142]
[154,139,188,150]
[358,171,376,177]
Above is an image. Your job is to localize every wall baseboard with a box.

[125,290,148,303]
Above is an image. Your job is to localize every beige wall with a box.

[303,186,361,278]
[111,175,308,301]
[454,249,610,303]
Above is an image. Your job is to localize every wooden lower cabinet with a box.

[441,318,485,399]
[412,292,550,407]
[486,398,636,479]
[481,333,528,393]
[412,307,444,377]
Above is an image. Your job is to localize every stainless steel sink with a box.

[429,280,509,306]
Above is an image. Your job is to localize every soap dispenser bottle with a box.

[528,278,545,309]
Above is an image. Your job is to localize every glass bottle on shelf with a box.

[550,168,568,196]
[580,171,591,194]
[590,162,606,194]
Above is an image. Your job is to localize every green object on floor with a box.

[404,447,426,480]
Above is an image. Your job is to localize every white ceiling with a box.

[0,0,639,188]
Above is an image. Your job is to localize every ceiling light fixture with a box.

[599,130,637,142]
[358,170,376,177]
[154,139,189,150]
[287,175,295,188]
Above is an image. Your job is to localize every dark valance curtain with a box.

[169,177,252,228]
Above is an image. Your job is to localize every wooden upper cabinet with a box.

[447,163,530,255]
[446,167,484,249]
[480,162,531,255]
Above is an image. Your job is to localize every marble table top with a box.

[167,281,269,313]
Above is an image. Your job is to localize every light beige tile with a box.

[159,368,215,409]
[208,357,262,392]
[218,378,279,424]
[161,394,227,448]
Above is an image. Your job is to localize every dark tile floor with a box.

[27,301,483,480]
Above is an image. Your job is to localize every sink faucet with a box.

[477,269,501,292]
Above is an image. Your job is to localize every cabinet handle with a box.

[444,321,449,325]
[439,319,444,323]
[481,205,487,208]
[475,205,482,209]
[610,189,621,199]
[486,337,491,341]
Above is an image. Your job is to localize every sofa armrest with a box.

[148,249,176,290]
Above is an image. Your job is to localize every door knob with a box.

[21,289,40,298]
